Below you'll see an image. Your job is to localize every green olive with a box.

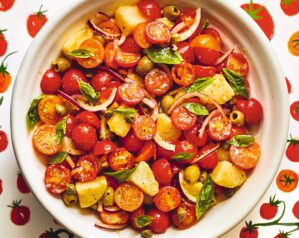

[217,148,230,162]
[230,110,245,126]
[66,183,77,195]
[62,193,78,206]
[53,56,71,73]
[188,181,203,197]
[93,35,106,45]
[102,187,115,206]
[199,171,208,183]
[161,95,175,113]
[136,56,154,76]
[163,6,180,21]
[55,104,66,116]
[141,230,153,238]
[184,165,200,184]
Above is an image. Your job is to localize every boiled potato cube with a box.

[157,113,181,142]
[107,113,131,137]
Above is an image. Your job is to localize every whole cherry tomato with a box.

[184,124,208,147]
[120,130,145,152]
[40,69,61,94]
[130,207,145,230]
[93,140,117,156]
[174,140,198,162]
[62,69,88,95]
[236,98,263,125]
[147,209,170,234]
[239,226,258,238]
[65,115,77,137]
[91,71,112,91]
[152,159,173,185]
[75,111,101,130]
[71,123,97,151]
[120,36,142,53]
[138,0,161,20]
[197,144,219,170]
[176,42,195,64]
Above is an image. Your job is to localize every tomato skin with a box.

[133,115,157,141]
[145,69,171,96]
[145,21,170,44]
[38,95,63,125]
[130,207,145,230]
[138,0,161,19]
[108,148,135,171]
[133,22,152,49]
[184,124,208,147]
[27,13,48,38]
[236,98,263,125]
[153,186,182,212]
[259,202,278,220]
[0,130,8,152]
[40,69,61,94]
[202,28,222,44]
[91,71,112,91]
[171,62,195,87]
[0,0,15,11]
[239,226,259,238]
[194,47,220,66]
[230,126,246,138]
[176,42,195,64]
[120,36,142,53]
[135,140,156,162]
[75,111,101,130]
[292,201,299,219]
[290,101,299,121]
[147,209,170,234]
[171,105,197,131]
[152,159,173,185]
[276,169,298,192]
[104,41,119,69]
[172,202,196,229]
[117,83,145,106]
[71,123,97,151]
[114,50,141,68]
[194,65,216,78]
[100,210,129,225]
[157,143,176,159]
[174,140,198,163]
[207,113,232,141]
[62,69,88,95]
[286,140,299,162]
[120,130,144,152]
[226,52,249,77]
[65,115,77,137]
[73,155,98,182]
[198,149,219,170]
[93,140,117,156]
[45,164,71,194]
[0,72,11,93]
[0,31,8,57]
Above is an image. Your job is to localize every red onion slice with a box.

[191,143,220,164]
[171,21,186,34]
[87,20,121,40]
[198,110,220,138]
[95,220,127,230]
[117,35,127,45]
[178,171,196,203]
[57,90,81,109]
[98,66,126,82]
[212,48,234,66]
[103,205,121,212]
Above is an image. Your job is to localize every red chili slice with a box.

[117,83,145,105]
[145,68,172,96]
[145,21,170,44]
[133,115,157,141]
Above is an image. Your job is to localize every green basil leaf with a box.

[145,46,183,65]
[183,102,209,116]
[112,108,137,115]
[55,116,69,144]
[184,77,214,93]
[196,175,214,219]
[78,80,99,103]
[136,215,153,228]
[67,49,95,58]
[0,95,3,106]
[103,167,137,183]
[223,68,249,98]
[228,135,255,147]
[26,95,44,128]
[48,151,68,165]
[201,19,209,32]
[172,152,194,161]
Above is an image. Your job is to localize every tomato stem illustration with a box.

[43,228,74,238]
[0,51,17,77]
[35,5,47,18]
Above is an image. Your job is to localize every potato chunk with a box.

[157,113,181,142]
[107,113,131,137]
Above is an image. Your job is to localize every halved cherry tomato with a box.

[133,22,152,49]
[138,0,161,20]
[171,105,197,131]
[177,8,201,39]
[236,98,263,125]
[230,125,247,138]
[172,202,196,229]
[104,41,119,69]
[65,115,77,137]
[117,83,144,106]
[114,50,141,68]
[98,21,121,35]
[230,142,261,170]
[133,115,157,141]
[40,69,61,94]
[45,164,71,194]
[33,124,62,155]
[71,123,97,151]
[38,95,63,124]
[108,148,135,171]
[135,140,156,162]
[100,210,129,225]
[171,62,195,87]
[157,142,176,159]
[93,140,117,156]
[91,71,112,91]
[72,154,98,182]
[207,113,232,141]
[174,140,198,163]
[176,42,195,64]
[130,207,145,230]
[226,52,249,77]
[152,159,172,185]
[120,36,142,53]
[153,186,182,212]
[197,144,219,170]
[184,124,208,147]
[120,130,144,152]
[145,21,170,44]
[147,209,170,234]
[75,111,101,129]
[62,69,88,95]
[114,182,144,212]
[202,28,222,45]
[100,82,121,103]
[145,68,171,96]
[276,169,298,193]
[194,65,216,78]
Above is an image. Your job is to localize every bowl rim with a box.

[10,0,289,237]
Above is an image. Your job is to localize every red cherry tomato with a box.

[27,6,48,38]
[157,142,176,159]
[171,62,195,87]
[236,98,263,125]
[120,130,144,152]
[99,210,129,225]
[194,65,216,78]
[75,111,101,129]
[98,21,120,35]
[230,125,246,138]
[207,113,232,141]
[71,123,97,151]
[117,83,145,106]
[91,71,112,91]
[62,69,88,95]
[260,202,278,220]
[174,140,198,162]
[171,105,197,131]
[226,52,249,77]
[138,0,161,20]
[145,69,171,96]
[40,69,61,94]
[120,36,142,53]
[239,226,259,238]
[177,8,201,39]
[172,202,196,229]
[202,28,222,45]
[145,21,170,44]
[133,22,152,49]
[133,115,157,140]
[73,155,98,182]
[108,148,135,171]
[184,124,208,147]
[135,140,156,162]
[176,42,195,64]
[65,115,77,137]
[93,140,117,156]
[104,41,119,69]
[147,209,170,234]
[0,0,15,11]
[152,159,172,185]
[45,164,71,194]
[153,186,182,212]
[130,207,145,230]
[197,144,219,170]
[99,85,119,103]
[114,50,141,68]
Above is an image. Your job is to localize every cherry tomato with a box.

[152,159,172,185]
[174,140,198,163]
[104,41,119,69]
[230,142,261,170]
[197,144,219,170]
[45,164,71,194]
[207,113,232,141]
[133,22,152,49]
[177,8,201,39]
[62,69,88,95]
[0,52,14,93]
[71,123,97,151]
[0,0,14,11]
[147,209,170,234]
[0,130,8,152]
[27,6,48,38]
[133,115,157,141]
[226,52,249,77]
[114,183,144,212]
[38,95,63,124]
[292,201,299,219]
[157,142,176,159]
[91,71,112,91]
[194,65,216,78]
[260,202,278,220]
[135,140,156,162]
[202,28,222,45]
[120,130,144,152]
[236,98,263,125]
[40,69,61,94]
[65,115,77,137]
[153,186,182,212]
[0,29,8,57]
[100,210,129,225]
[98,21,120,35]
[130,207,145,230]
[172,202,196,229]
[145,21,170,44]
[33,124,62,155]
[276,169,298,192]
[114,50,141,68]
[184,124,208,147]
[138,0,161,20]
[75,111,101,129]
[93,140,117,156]
[120,36,141,53]
[73,155,98,182]
[290,101,299,121]
[239,226,259,238]
[171,62,195,87]
[286,137,299,162]
[176,42,195,64]
[100,86,119,103]
[230,125,246,138]
[171,105,197,131]
[117,83,144,106]
[108,148,135,171]
[145,68,171,96]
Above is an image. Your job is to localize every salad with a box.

[26,0,264,236]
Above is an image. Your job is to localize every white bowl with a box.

[11,0,289,237]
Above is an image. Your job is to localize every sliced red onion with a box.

[191,143,220,164]
[142,90,159,121]
[171,21,186,34]
[178,171,196,203]
[95,220,127,230]
[87,20,121,40]
[198,110,220,139]
[103,205,121,212]
[142,98,156,109]
[212,48,234,66]
[117,35,127,45]
[98,66,126,82]
[57,90,81,109]
[154,130,175,151]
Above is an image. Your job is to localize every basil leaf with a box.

[55,116,68,144]
[136,215,153,228]
[26,95,44,128]
[67,49,95,58]
[103,167,137,183]
[78,80,99,103]
[172,152,194,161]
[145,46,183,65]
[228,135,255,147]
[183,102,209,116]
[223,68,249,98]
[201,19,209,32]
[0,95,3,106]
[184,77,214,93]
[196,175,214,219]
[48,151,68,165]
[112,108,137,115]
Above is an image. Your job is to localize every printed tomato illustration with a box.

[17,171,30,194]
[241,0,275,40]
[285,77,292,94]
[0,52,16,93]
[259,196,280,220]
[274,231,290,238]
[280,0,299,16]
[276,169,298,192]
[239,225,259,238]
[0,129,8,152]
[27,5,48,38]
[0,29,8,57]
[0,178,2,195]
[286,136,299,162]
[39,228,74,238]
[8,200,30,225]
[292,201,299,219]
[0,0,15,11]
[288,31,299,56]
[290,101,299,121]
